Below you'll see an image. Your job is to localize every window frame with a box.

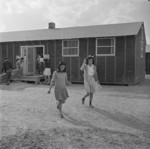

[96,37,116,56]
[62,39,79,57]
[21,45,45,57]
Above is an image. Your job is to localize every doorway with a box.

[21,45,45,76]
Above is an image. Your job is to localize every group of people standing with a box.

[2,57,24,85]
[48,55,100,118]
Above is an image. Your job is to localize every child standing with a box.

[47,61,71,118]
[39,55,45,75]
[80,55,99,108]
[43,58,51,85]
[16,57,24,77]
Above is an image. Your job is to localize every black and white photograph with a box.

[0,0,150,148]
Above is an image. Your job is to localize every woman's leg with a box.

[57,101,64,118]
[82,93,90,104]
[44,75,47,84]
[47,75,50,84]
[89,93,94,108]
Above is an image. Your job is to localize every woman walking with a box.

[80,55,99,108]
[48,61,71,118]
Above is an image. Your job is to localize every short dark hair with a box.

[57,61,66,72]
[86,55,95,64]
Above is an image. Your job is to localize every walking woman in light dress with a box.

[80,55,99,108]
[47,61,71,118]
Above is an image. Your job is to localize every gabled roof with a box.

[0,22,143,42]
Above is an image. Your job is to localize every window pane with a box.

[63,49,68,55]
[97,39,111,46]
[63,40,78,48]
[67,41,71,47]
[74,48,78,54]
[73,41,78,47]
[72,48,77,54]
[64,41,68,47]
[63,48,78,56]
[70,41,73,47]
[111,47,114,54]
[70,48,74,55]
[97,47,112,54]
[111,38,115,46]
[68,48,72,55]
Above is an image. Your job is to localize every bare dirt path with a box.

[0,82,150,149]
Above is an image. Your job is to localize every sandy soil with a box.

[0,80,150,149]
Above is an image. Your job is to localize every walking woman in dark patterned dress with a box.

[48,61,71,118]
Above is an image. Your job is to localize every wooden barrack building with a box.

[0,22,147,84]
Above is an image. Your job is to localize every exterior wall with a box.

[0,42,15,73]
[146,53,150,74]
[79,38,88,82]
[0,35,139,84]
[63,38,86,82]
[47,40,55,72]
[97,36,135,84]
[115,36,126,83]
[125,36,136,84]
[0,43,2,73]
[56,40,63,66]
[135,25,146,83]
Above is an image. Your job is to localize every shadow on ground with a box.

[91,107,150,134]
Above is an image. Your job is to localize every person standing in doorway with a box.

[2,57,13,85]
[47,61,71,118]
[43,58,51,85]
[80,55,99,108]
[39,55,45,75]
[16,57,24,77]
[36,54,41,74]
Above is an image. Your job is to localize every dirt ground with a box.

[0,79,150,149]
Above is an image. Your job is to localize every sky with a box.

[0,0,150,44]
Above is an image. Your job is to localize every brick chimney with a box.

[48,22,55,29]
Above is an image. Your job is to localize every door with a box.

[21,47,27,75]
[21,46,36,75]
[27,47,36,75]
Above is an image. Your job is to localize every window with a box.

[96,38,115,56]
[62,40,79,56]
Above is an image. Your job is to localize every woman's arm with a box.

[48,71,57,93]
[94,65,99,83]
[80,58,87,71]
[65,73,72,86]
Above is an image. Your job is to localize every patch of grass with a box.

[0,128,149,149]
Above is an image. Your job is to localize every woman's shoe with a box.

[89,104,94,108]
[60,113,64,118]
